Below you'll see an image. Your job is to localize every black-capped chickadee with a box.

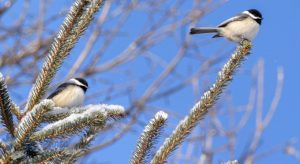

[190,9,263,43]
[47,78,88,108]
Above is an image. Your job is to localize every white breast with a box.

[52,86,85,108]
[219,17,260,42]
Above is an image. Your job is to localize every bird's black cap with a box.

[248,9,263,19]
[74,77,88,92]
[247,9,263,24]
[75,78,88,87]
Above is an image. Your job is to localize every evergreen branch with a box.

[20,150,66,164]
[74,126,100,150]
[72,105,125,149]
[25,0,105,112]
[42,104,124,122]
[11,102,22,120]
[70,0,105,37]
[65,105,125,162]
[0,140,8,154]
[29,107,108,141]
[131,111,168,164]
[14,100,54,149]
[105,104,126,119]
[65,126,101,163]
[42,106,90,122]
[0,153,10,164]
[151,40,252,164]
[0,73,15,137]
[64,105,125,162]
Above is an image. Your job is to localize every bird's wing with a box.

[47,83,70,99]
[217,13,249,27]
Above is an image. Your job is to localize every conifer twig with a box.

[20,150,66,164]
[29,107,108,141]
[131,111,168,164]
[0,73,15,137]
[0,140,8,154]
[151,40,252,164]
[106,105,126,119]
[0,153,10,164]
[11,102,22,121]
[42,104,124,122]
[65,105,125,162]
[42,105,93,122]
[14,100,55,149]
[65,126,100,163]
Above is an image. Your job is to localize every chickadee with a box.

[190,9,263,43]
[47,78,88,108]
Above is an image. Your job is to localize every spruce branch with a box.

[14,100,55,149]
[0,140,8,154]
[106,105,126,119]
[20,150,66,164]
[0,153,10,164]
[25,0,105,112]
[42,104,124,122]
[11,102,22,120]
[42,106,91,122]
[75,127,99,150]
[0,73,15,137]
[151,40,252,164]
[65,105,125,162]
[29,107,108,141]
[65,126,101,163]
[131,111,168,164]
[72,105,125,148]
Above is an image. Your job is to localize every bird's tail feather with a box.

[190,27,218,35]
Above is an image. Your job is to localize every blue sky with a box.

[1,0,300,163]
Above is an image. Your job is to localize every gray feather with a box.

[190,27,218,35]
[217,13,249,27]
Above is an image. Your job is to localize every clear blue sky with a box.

[2,0,300,163]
